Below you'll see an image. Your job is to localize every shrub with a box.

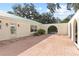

[33,29,46,36]
[37,29,45,35]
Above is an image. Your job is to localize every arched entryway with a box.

[48,25,58,34]
[73,20,78,44]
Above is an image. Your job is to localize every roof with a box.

[0,10,41,24]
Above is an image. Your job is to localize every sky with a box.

[0,3,75,20]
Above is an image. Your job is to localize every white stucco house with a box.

[1,9,79,49]
[0,9,79,49]
[0,10,68,41]
[68,10,79,48]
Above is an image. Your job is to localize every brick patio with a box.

[0,34,79,56]
[19,35,79,56]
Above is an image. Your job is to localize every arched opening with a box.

[48,25,58,34]
[73,20,78,44]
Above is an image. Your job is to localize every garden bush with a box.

[33,29,46,36]
[37,29,45,35]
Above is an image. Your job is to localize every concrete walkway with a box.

[19,35,79,56]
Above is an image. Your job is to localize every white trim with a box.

[74,42,79,49]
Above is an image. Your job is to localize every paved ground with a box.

[19,35,79,56]
[0,34,51,56]
[0,34,79,56]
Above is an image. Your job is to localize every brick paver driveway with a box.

[0,34,79,56]
[0,35,51,56]
[19,35,79,56]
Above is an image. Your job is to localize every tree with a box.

[61,18,70,23]
[46,3,61,23]
[7,11,14,14]
[47,3,61,15]
[8,3,60,24]
[8,3,39,20]
[61,14,74,23]
[67,3,79,12]
[55,17,61,23]
[39,13,58,24]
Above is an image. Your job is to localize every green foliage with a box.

[8,3,39,19]
[38,13,58,24]
[8,3,61,24]
[67,3,79,12]
[37,29,45,35]
[61,18,70,23]
[47,3,61,14]
[33,29,46,36]
[61,14,74,23]
[7,11,14,14]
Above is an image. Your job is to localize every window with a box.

[10,26,16,34]
[30,25,37,32]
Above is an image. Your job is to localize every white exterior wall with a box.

[0,11,68,41]
[0,15,42,41]
[42,23,68,35]
[68,10,79,48]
